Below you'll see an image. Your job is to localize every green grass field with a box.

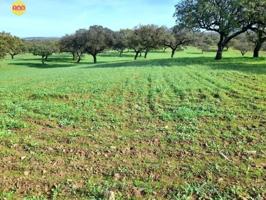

[0,48,266,199]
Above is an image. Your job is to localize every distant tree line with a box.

[0,0,265,63]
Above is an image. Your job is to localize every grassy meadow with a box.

[0,48,266,199]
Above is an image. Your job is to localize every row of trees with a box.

[1,26,265,64]
[0,26,190,64]
[60,27,266,61]
[174,0,266,60]
[0,0,265,63]
[59,25,266,63]
[57,0,265,62]
[0,32,59,64]
[58,25,192,63]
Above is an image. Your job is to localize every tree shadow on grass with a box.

[11,62,76,69]
[10,54,266,74]
[14,57,41,61]
[80,61,112,65]
[84,56,210,69]
[11,54,112,68]
[99,52,134,58]
[15,56,73,63]
[210,57,266,74]
[188,52,205,55]
[45,57,74,63]
[11,59,113,69]
[84,56,266,75]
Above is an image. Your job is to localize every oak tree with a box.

[83,26,114,63]
[174,0,258,60]
[163,26,192,58]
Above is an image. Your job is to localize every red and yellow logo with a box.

[12,0,26,16]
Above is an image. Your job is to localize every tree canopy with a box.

[83,25,114,63]
[0,32,25,59]
[174,0,264,59]
[127,25,167,60]
[5,34,25,59]
[61,26,114,63]
[163,26,192,58]
[113,29,131,57]
[0,33,8,58]
[59,34,78,60]
[28,40,58,64]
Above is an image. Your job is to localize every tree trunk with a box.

[253,41,262,58]
[76,52,82,63]
[41,56,45,64]
[77,55,81,63]
[215,43,224,60]
[45,55,48,61]
[119,50,123,57]
[134,51,139,60]
[11,54,14,59]
[139,52,142,57]
[215,34,227,60]
[171,48,176,58]
[93,54,97,63]
[72,52,76,60]
[144,50,149,59]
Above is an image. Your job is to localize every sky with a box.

[0,0,178,38]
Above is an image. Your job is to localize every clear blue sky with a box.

[0,0,177,37]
